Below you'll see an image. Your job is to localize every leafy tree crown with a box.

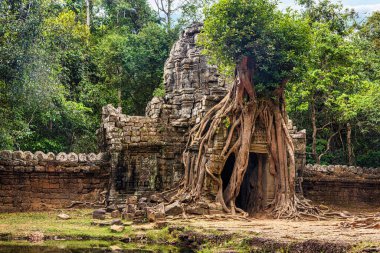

[198,0,311,94]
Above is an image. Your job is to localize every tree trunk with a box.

[347,123,354,166]
[118,88,122,108]
[311,100,319,164]
[85,0,91,27]
[223,103,255,205]
[167,0,172,31]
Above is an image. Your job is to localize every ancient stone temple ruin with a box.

[97,23,228,203]
[97,23,307,211]
[2,23,377,213]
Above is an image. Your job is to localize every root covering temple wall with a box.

[97,23,308,208]
[0,151,109,212]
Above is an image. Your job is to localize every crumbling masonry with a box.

[97,23,307,206]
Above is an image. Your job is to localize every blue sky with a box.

[149,0,380,17]
[278,0,380,14]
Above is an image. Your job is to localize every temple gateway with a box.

[97,23,306,214]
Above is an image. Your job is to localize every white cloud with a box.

[347,3,380,13]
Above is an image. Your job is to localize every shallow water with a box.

[0,244,193,253]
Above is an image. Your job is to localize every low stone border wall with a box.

[303,164,380,207]
[0,151,110,212]
[304,164,380,176]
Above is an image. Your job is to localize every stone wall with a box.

[0,151,109,212]
[97,104,186,203]
[302,164,380,207]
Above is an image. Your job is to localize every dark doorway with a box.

[221,154,235,191]
[221,153,266,214]
[236,153,258,213]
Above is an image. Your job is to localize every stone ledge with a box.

[0,150,107,164]
[303,176,380,183]
[0,164,109,173]
[305,164,380,176]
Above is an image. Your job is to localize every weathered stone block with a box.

[111,210,121,218]
[130,136,141,143]
[93,209,106,220]
[122,212,135,221]
[164,201,183,216]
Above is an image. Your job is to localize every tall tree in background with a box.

[153,0,215,31]
[0,0,57,150]
[287,0,372,166]
[288,23,363,164]
[297,0,357,34]
[94,22,174,114]
[179,0,215,25]
[153,0,178,30]
[85,0,91,27]
[179,0,314,218]
[100,0,156,32]
[348,11,380,166]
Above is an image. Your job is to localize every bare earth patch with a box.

[167,216,380,244]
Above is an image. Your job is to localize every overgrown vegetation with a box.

[0,0,204,153]
[287,0,380,167]
[0,0,379,169]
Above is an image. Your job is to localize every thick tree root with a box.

[172,56,320,220]
[269,195,323,220]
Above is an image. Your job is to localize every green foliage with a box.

[99,0,157,32]
[120,23,173,113]
[360,11,380,50]
[357,151,380,168]
[223,116,231,129]
[198,0,311,93]
[287,1,380,166]
[0,0,176,152]
[153,82,166,97]
[95,22,175,114]
[296,0,357,34]
[178,0,216,26]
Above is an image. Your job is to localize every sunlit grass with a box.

[0,209,132,239]
[146,227,176,244]
[350,241,380,253]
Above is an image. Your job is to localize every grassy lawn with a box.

[0,209,131,239]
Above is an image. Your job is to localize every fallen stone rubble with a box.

[91,193,227,225]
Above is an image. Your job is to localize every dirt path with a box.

[173,218,380,244]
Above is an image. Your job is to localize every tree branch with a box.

[318,130,340,162]
[317,122,332,131]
